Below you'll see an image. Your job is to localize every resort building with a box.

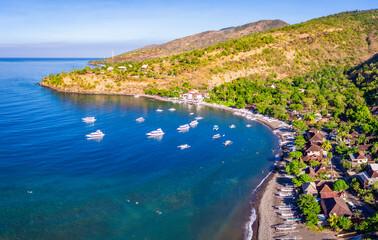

[306,128,325,144]
[357,163,378,188]
[302,182,318,196]
[349,152,368,166]
[320,197,352,217]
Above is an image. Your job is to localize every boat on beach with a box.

[136,117,145,122]
[275,224,296,231]
[86,130,105,138]
[213,134,221,140]
[82,117,96,123]
[224,140,232,146]
[213,125,219,131]
[275,236,302,240]
[177,124,190,131]
[146,128,165,136]
[177,144,190,150]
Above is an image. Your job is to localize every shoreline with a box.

[39,83,292,240]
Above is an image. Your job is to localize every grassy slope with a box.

[91,20,288,64]
[42,10,377,94]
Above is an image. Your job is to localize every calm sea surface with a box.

[0,58,279,240]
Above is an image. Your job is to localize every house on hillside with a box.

[141,64,148,70]
[349,152,368,166]
[306,128,325,144]
[302,182,318,196]
[118,66,127,71]
[107,67,114,71]
[357,163,378,188]
[306,144,322,156]
[320,197,352,217]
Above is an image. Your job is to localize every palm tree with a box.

[322,140,332,152]
[358,134,367,145]
[328,214,339,230]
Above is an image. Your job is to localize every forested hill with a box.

[91,20,288,64]
[42,10,377,97]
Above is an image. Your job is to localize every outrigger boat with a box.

[276,206,296,211]
[136,117,145,122]
[284,218,301,222]
[177,144,190,150]
[213,134,221,140]
[146,128,165,137]
[86,130,105,138]
[276,192,293,197]
[275,236,302,240]
[82,117,96,123]
[177,124,190,131]
[277,187,294,192]
[213,125,219,131]
[275,224,296,231]
[224,140,232,146]
[189,120,198,127]
[279,212,295,217]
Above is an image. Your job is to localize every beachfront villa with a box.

[302,182,317,196]
[320,197,353,217]
[356,163,378,188]
[306,128,325,144]
[349,152,368,166]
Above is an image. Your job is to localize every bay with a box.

[0,58,279,240]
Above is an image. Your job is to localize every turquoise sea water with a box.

[0,58,279,240]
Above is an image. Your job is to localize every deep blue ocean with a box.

[0,58,279,240]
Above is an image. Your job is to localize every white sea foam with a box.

[244,152,282,240]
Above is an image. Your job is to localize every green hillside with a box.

[42,10,377,98]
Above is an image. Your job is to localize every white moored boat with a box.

[189,120,198,127]
[189,112,194,115]
[246,124,252,127]
[213,134,221,140]
[195,116,203,120]
[224,140,232,146]
[136,117,145,123]
[168,108,176,112]
[156,108,164,112]
[177,144,190,150]
[177,124,190,131]
[82,117,96,123]
[229,124,236,129]
[86,130,105,138]
[146,128,165,137]
[213,125,219,131]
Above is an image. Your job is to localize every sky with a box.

[0,0,376,58]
